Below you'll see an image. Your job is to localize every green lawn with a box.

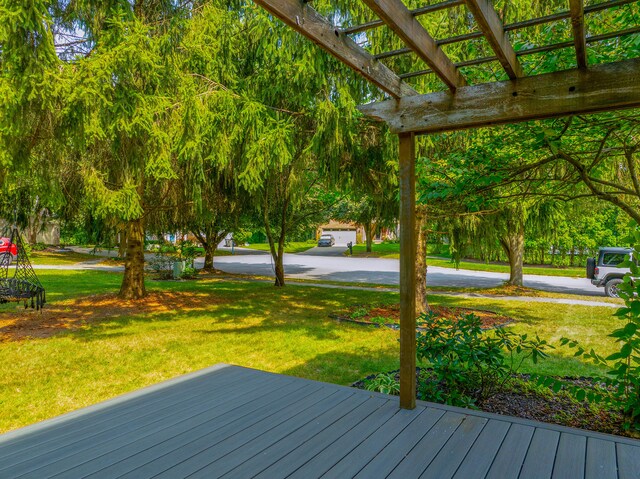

[349,243,585,278]
[244,241,317,254]
[0,269,621,432]
[349,242,402,258]
[29,250,100,265]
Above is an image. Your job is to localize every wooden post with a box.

[399,132,416,409]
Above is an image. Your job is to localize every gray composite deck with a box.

[1,364,639,479]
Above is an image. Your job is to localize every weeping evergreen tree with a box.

[172,2,369,287]
[0,0,64,224]
[57,6,185,299]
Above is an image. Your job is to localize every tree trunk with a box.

[262,190,288,288]
[198,226,215,272]
[119,217,146,299]
[501,225,525,286]
[365,221,373,253]
[415,206,429,314]
[203,245,214,271]
[274,254,285,287]
[273,221,287,287]
[28,226,37,245]
[118,229,127,259]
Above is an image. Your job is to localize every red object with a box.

[0,237,18,257]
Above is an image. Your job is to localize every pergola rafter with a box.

[394,25,640,80]
[463,0,523,79]
[360,0,466,90]
[368,0,638,63]
[342,0,463,35]
[254,0,640,410]
[570,0,588,69]
[253,0,418,99]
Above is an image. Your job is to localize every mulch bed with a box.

[0,292,226,342]
[330,303,514,330]
[352,369,630,437]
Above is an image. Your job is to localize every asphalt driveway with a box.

[54,246,603,297]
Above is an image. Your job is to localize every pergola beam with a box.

[359,57,640,134]
[253,0,417,99]
[463,0,523,79]
[361,0,466,91]
[570,0,588,68]
[343,0,463,35]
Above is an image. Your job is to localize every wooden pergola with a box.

[253,0,640,409]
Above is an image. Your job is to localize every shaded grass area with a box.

[349,243,401,258]
[349,243,585,278]
[0,270,621,432]
[29,250,99,265]
[427,257,586,278]
[244,241,316,254]
[439,285,621,304]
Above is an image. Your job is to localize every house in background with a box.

[317,221,362,246]
[318,221,398,246]
[1,219,60,246]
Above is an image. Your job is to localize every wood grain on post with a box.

[399,132,417,410]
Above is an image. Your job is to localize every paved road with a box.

[53,246,603,297]
[211,251,604,297]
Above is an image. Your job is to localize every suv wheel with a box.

[605,278,624,298]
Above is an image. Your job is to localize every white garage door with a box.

[322,230,357,246]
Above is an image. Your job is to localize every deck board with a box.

[552,433,587,479]
[519,428,561,479]
[2,370,272,475]
[252,396,390,478]
[485,423,535,479]
[452,419,511,479]
[586,438,618,479]
[1,364,639,479]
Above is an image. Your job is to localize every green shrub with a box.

[148,252,176,280]
[181,266,198,280]
[416,311,550,407]
[349,307,369,319]
[364,373,400,395]
[555,227,640,431]
[31,242,47,251]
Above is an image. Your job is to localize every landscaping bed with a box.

[352,369,628,437]
[0,292,227,342]
[330,303,514,330]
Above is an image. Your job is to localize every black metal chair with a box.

[0,228,46,310]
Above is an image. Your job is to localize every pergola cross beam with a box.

[359,57,640,134]
[252,0,418,99]
[361,0,467,91]
[570,0,588,69]
[463,0,523,79]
